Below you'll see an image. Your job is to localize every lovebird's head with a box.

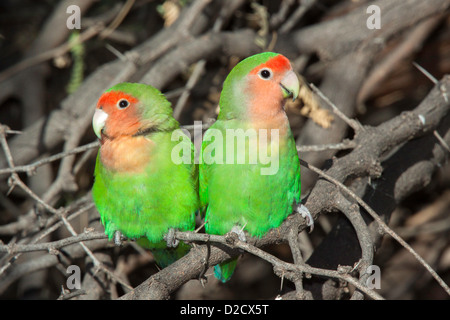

[92,82,176,143]
[218,52,300,120]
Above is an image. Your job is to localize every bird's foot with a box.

[230,225,247,242]
[294,204,314,232]
[114,230,125,246]
[164,228,179,248]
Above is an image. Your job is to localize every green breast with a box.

[200,120,301,237]
[92,132,199,244]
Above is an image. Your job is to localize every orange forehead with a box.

[96,90,142,138]
[249,54,291,75]
[97,91,138,108]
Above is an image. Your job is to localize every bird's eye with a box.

[117,99,129,109]
[259,68,272,80]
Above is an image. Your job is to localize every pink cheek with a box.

[114,112,142,136]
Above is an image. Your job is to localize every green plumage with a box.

[199,53,301,282]
[200,121,300,235]
[92,83,199,268]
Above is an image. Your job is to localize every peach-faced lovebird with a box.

[199,52,313,282]
[92,82,199,268]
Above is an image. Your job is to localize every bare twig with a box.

[0,232,106,254]
[173,231,384,300]
[0,23,105,83]
[310,83,363,132]
[57,289,87,300]
[358,15,444,104]
[300,159,450,296]
[286,227,309,299]
[58,214,132,292]
[433,130,450,153]
[0,141,99,176]
[279,0,317,34]
[99,0,135,40]
[173,60,207,120]
[297,139,356,152]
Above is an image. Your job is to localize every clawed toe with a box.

[114,230,124,246]
[230,225,246,242]
[294,204,314,232]
[164,228,179,248]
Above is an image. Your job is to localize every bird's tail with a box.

[137,238,191,268]
[214,258,238,283]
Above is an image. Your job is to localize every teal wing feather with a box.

[214,259,238,283]
[137,238,191,268]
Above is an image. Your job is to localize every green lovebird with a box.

[199,52,313,282]
[91,82,199,268]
